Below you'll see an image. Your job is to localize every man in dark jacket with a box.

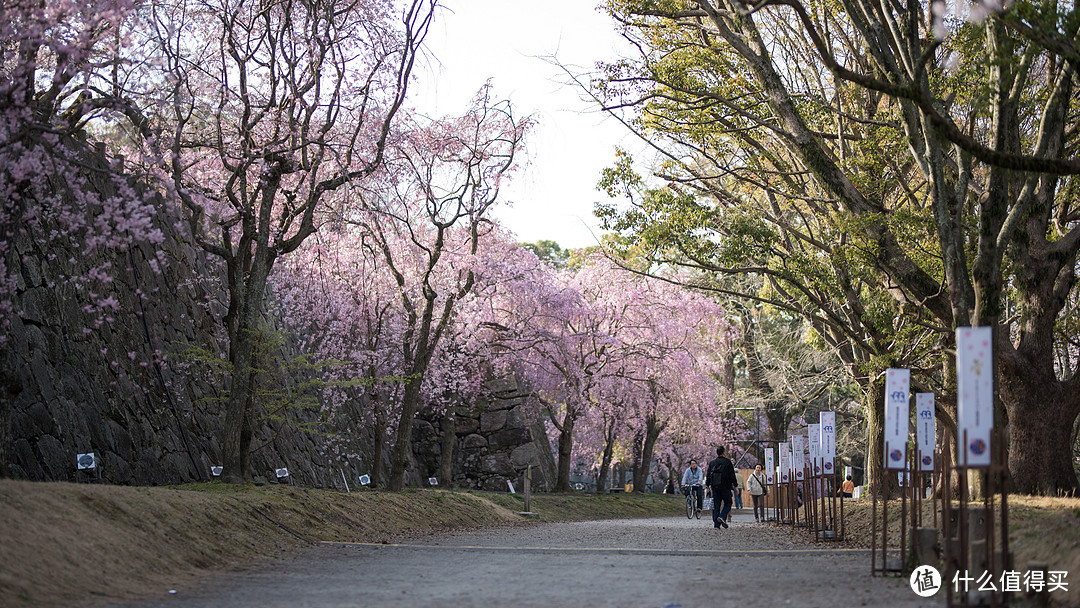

[707,445,738,529]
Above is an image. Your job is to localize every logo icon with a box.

[969,439,987,455]
[890,449,903,462]
[922,455,933,467]
[824,462,833,472]
[909,565,941,597]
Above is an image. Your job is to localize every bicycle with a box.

[685,484,704,519]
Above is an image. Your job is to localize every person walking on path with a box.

[681,460,704,510]
[733,470,744,510]
[746,464,768,522]
[837,475,855,498]
[706,446,738,529]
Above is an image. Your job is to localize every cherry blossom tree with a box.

[114,0,437,482]
[271,222,503,487]
[0,0,162,336]
[343,86,529,490]
[484,250,740,493]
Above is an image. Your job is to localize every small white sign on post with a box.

[791,435,805,480]
[358,474,371,486]
[764,447,775,485]
[428,477,438,486]
[76,453,96,470]
[275,468,289,479]
[884,368,910,470]
[819,412,836,475]
[957,327,993,467]
[211,466,223,477]
[808,424,821,476]
[779,442,790,483]
[916,393,936,472]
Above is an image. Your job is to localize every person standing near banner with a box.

[707,446,737,529]
[746,464,768,522]
[837,475,854,498]
[733,470,744,510]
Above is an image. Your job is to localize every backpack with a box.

[706,459,723,486]
[707,457,733,487]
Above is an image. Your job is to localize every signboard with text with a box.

[819,411,836,475]
[779,442,790,483]
[884,368,910,470]
[957,327,993,467]
[916,393,936,472]
[808,424,821,476]
[791,435,806,480]
[765,448,775,485]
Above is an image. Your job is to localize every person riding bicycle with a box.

[682,459,705,510]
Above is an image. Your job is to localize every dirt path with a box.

[102,510,940,607]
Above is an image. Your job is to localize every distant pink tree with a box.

[272,221,504,487]
[341,86,529,490]
[483,250,743,493]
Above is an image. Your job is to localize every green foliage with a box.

[521,240,570,268]
[172,325,408,441]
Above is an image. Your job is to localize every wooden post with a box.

[524,464,532,514]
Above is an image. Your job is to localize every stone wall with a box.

[1,142,552,490]
[428,375,556,492]
[362,375,557,492]
[1,145,340,485]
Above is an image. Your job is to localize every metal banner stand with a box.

[773,473,781,524]
[812,459,824,541]
[909,446,941,573]
[872,439,907,576]
[943,428,1011,608]
[800,462,811,529]
[815,457,836,541]
[789,471,797,525]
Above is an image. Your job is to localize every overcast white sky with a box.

[412,1,641,249]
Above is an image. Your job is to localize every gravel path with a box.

[106,509,941,607]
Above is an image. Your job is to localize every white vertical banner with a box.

[916,393,936,472]
[884,368,910,470]
[819,411,836,476]
[765,447,775,485]
[957,327,993,467]
[790,441,797,482]
[791,435,806,480]
[807,423,820,475]
[779,442,790,483]
[808,424,821,476]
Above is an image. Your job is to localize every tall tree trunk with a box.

[371,407,386,489]
[864,379,889,499]
[1002,368,1080,495]
[554,412,575,493]
[222,255,272,483]
[223,331,257,483]
[438,412,455,488]
[765,403,790,442]
[596,417,616,493]
[388,374,424,491]
[633,415,663,493]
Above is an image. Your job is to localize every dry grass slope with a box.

[0,480,680,608]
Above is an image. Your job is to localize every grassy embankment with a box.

[0,479,680,607]
[840,495,1080,605]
